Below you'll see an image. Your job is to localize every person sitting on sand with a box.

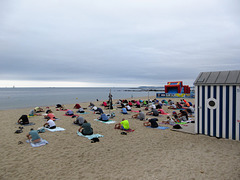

[176,102,183,109]
[77,107,85,113]
[178,110,188,121]
[74,116,85,126]
[94,107,104,114]
[132,110,145,120]
[114,118,129,130]
[98,113,109,121]
[34,107,44,112]
[121,107,128,114]
[146,108,159,116]
[186,106,194,116]
[126,104,131,111]
[135,101,141,108]
[74,104,81,109]
[155,102,162,109]
[18,115,29,125]
[143,118,158,128]
[60,105,67,110]
[168,103,176,109]
[78,120,93,135]
[65,110,74,116]
[27,128,41,143]
[89,102,95,109]
[29,109,41,116]
[162,116,175,125]
[128,101,133,107]
[43,117,56,129]
[44,110,56,120]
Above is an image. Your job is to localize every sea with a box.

[0,87,160,110]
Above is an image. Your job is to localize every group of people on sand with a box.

[22,98,195,144]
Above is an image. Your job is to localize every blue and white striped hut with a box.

[194,70,240,141]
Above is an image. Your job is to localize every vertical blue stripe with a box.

[232,86,236,140]
[226,86,229,139]
[207,86,211,136]
[197,86,200,134]
[219,86,223,138]
[202,86,205,134]
[213,86,217,137]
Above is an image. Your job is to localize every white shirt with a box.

[47,119,56,127]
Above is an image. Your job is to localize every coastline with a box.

[0,96,239,180]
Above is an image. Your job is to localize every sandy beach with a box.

[0,96,239,180]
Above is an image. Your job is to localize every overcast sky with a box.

[0,0,240,87]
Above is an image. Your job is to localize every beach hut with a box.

[194,70,240,140]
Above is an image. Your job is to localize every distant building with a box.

[194,70,240,140]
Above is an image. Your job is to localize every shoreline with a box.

[0,96,239,179]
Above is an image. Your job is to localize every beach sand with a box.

[0,96,239,180]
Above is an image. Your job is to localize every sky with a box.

[0,0,240,87]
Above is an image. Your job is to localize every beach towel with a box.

[77,131,104,139]
[76,112,89,114]
[94,119,116,124]
[131,110,139,113]
[45,127,65,132]
[16,122,35,126]
[26,139,48,147]
[146,126,170,130]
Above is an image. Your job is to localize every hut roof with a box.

[194,70,240,85]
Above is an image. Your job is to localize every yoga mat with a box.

[146,126,170,130]
[77,131,104,139]
[16,122,35,126]
[94,119,116,124]
[159,113,170,115]
[76,112,90,114]
[131,110,139,113]
[176,122,187,125]
[45,127,65,132]
[26,139,48,147]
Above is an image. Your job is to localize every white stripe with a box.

[210,86,214,136]
[216,86,220,137]
[229,86,233,139]
[205,86,208,135]
[236,86,240,141]
[199,86,202,134]
[222,86,226,138]
[195,86,198,134]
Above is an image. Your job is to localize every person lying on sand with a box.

[115,118,129,130]
[132,110,145,120]
[143,118,158,128]
[78,120,93,135]
[26,128,41,143]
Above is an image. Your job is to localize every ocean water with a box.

[0,87,158,110]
